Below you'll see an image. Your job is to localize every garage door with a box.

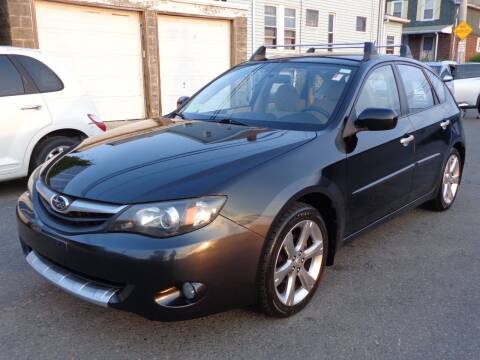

[35,1,145,121]
[158,15,231,114]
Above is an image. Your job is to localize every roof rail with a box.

[249,42,413,61]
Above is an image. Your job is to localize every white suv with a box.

[0,47,105,182]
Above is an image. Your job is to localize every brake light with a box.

[87,114,107,132]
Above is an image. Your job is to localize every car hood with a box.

[45,118,316,204]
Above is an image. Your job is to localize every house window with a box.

[284,8,296,49]
[423,0,434,20]
[392,0,403,17]
[265,6,277,45]
[476,38,480,52]
[356,16,367,32]
[306,9,319,27]
[386,36,395,54]
[328,13,335,51]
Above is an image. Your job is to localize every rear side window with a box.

[426,71,446,103]
[15,55,63,93]
[397,65,434,113]
[0,55,25,97]
[355,65,401,117]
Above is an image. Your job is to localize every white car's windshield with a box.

[179,62,356,130]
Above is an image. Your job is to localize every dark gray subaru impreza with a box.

[17,43,465,320]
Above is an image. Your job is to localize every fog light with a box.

[182,282,196,300]
[182,282,206,301]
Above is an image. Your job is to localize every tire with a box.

[425,148,463,211]
[31,136,79,170]
[257,202,328,317]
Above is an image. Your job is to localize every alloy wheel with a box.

[273,220,324,306]
[442,153,461,205]
[45,145,69,161]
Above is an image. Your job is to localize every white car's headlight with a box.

[109,196,227,238]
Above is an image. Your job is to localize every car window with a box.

[15,55,63,93]
[455,64,480,79]
[397,65,434,113]
[355,65,400,117]
[0,55,25,97]
[180,62,355,130]
[426,71,446,103]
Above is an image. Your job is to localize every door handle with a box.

[400,135,415,147]
[21,105,43,111]
[440,120,451,130]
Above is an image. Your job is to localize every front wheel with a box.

[31,136,80,170]
[257,202,328,317]
[425,149,463,211]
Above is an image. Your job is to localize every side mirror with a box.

[442,74,454,82]
[177,96,190,109]
[355,108,398,131]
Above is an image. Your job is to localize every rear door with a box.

[0,55,50,177]
[346,64,416,234]
[396,64,455,199]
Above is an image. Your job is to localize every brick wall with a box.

[466,34,480,61]
[232,17,247,65]
[1,0,36,48]
[0,0,11,45]
[437,33,453,60]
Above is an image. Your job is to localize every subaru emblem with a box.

[50,194,70,213]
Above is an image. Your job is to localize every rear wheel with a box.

[257,202,328,317]
[31,136,80,170]
[425,148,462,211]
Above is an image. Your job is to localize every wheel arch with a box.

[28,128,88,173]
[274,187,346,267]
[453,141,466,166]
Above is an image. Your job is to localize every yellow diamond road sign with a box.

[454,21,473,40]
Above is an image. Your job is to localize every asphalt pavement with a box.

[0,115,479,359]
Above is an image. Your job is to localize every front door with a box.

[346,64,416,235]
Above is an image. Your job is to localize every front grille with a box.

[39,197,112,228]
[34,180,126,233]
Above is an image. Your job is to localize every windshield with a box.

[428,65,442,75]
[179,62,356,130]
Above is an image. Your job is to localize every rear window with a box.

[0,55,24,97]
[426,71,446,103]
[15,55,63,93]
[455,64,480,79]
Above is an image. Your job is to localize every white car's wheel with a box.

[31,136,79,170]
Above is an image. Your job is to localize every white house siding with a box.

[384,21,404,54]
[234,0,383,57]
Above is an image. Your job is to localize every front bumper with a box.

[17,191,265,320]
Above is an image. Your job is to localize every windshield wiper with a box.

[171,110,185,119]
[211,118,250,127]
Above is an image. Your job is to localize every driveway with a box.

[1,116,479,360]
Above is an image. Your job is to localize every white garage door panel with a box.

[158,15,231,114]
[35,1,145,121]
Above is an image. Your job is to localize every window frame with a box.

[352,64,403,120]
[264,5,278,46]
[394,62,437,116]
[328,13,335,52]
[284,7,296,49]
[423,0,434,21]
[476,38,480,53]
[12,55,64,94]
[306,9,319,27]
[386,36,395,54]
[424,68,447,104]
[356,16,367,32]
[392,0,403,17]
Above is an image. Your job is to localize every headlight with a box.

[109,196,227,238]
